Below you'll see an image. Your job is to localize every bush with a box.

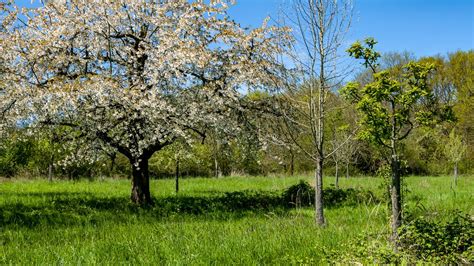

[323,211,474,264]
[282,180,315,207]
[322,233,402,264]
[324,186,378,206]
[399,211,474,263]
[282,180,379,208]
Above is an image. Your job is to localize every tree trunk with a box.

[214,154,218,178]
[109,152,116,177]
[214,154,222,178]
[48,135,55,182]
[48,163,53,182]
[346,161,349,179]
[290,150,295,176]
[130,158,152,205]
[315,157,325,226]
[335,161,339,188]
[175,156,180,193]
[454,162,458,186]
[390,155,402,242]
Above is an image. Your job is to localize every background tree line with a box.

[1,50,472,180]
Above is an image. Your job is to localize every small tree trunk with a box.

[175,156,180,193]
[390,155,402,242]
[453,162,458,186]
[48,160,53,182]
[315,157,325,226]
[109,152,116,177]
[214,154,222,178]
[335,161,339,188]
[346,161,349,179]
[290,150,295,176]
[48,136,55,182]
[130,158,152,205]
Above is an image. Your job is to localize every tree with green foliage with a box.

[444,129,467,186]
[450,51,474,171]
[341,38,451,242]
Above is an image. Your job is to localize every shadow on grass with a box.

[0,191,94,197]
[0,188,379,228]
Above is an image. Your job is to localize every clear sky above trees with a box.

[229,0,473,57]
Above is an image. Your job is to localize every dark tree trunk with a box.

[335,161,339,188]
[390,155,402,242]
[130,158,152,205]
[315,157,325,226]
[109,152,116,177]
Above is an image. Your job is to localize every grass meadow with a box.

[1,175,473,264]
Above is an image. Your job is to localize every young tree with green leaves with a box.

[341,38,451,241]
[444,129,467,186]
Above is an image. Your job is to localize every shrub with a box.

[398,211,474,263]
[282,180,379,208]
[282,180,315,207]
[323,211,474,264]
[322,233,402,264]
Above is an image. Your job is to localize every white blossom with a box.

[0,0,290,168]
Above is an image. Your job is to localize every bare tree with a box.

[330,127,359,183]
[275,0,353,225]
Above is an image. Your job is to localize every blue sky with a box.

[228,0,473,58]
[15,0,473,57]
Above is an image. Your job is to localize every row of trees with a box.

[2,60,470,180]
[0,0,472,242]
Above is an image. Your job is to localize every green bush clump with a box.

[322,234,402,265]
[282,180,379,207]
[323,211,474,264]
[324,186,378,206]
[282,180,315,207]
[398,211,474,263]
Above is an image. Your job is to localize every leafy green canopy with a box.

[341,38,452,148]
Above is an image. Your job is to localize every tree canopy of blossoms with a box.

[0,0,288,204]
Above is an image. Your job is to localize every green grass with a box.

[1,175,472,264]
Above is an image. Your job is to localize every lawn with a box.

[1,175,472,264]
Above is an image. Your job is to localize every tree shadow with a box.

[0,191,94,197]
[0,188,379,229]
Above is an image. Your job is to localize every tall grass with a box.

[0,175,472,264]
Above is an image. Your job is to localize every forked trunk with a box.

[390,155,402,242]
[131,158,152,205]
[315,157,325,226]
